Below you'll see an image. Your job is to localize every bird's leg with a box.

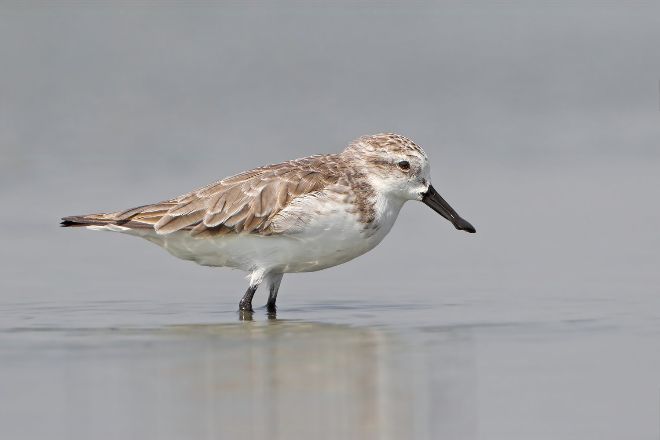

[266,273,284,315]
[238,269,266,313]
[238,285,257,312]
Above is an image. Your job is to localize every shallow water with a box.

[2,282,659,440]
[2,3,660,439]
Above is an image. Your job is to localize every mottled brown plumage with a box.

[63,155,359,236]
[61,133,426,237]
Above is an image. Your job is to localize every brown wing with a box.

[112,155,343,236]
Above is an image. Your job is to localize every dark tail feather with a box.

[60,215,115,227]
[60,218,82,227]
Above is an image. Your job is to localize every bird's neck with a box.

[343,163,405,232]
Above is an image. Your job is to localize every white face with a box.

[362,148,432,202]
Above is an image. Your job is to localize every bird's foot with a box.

[238,300,254,313]
[266,302,277,319]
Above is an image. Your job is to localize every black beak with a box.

[422,185,476,233]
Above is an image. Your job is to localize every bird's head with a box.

[343,133,476,233]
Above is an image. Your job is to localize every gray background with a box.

[1,2,659,440]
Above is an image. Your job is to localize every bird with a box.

[61,133,476,314]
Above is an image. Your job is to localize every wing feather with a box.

[112,155,342,236]
[154,210,206,234]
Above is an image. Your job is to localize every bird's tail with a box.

[60,213,119,228]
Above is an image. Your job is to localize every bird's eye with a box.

[397,160,410,171]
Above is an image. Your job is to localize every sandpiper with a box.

[61,133,475,313]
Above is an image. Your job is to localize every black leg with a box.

[266,286,277,314]
[266,274,283,314]
[239,285,257,312]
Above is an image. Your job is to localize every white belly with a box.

[111,199,403,274]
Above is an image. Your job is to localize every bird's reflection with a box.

[20,317,477,439]
[153,319,476,439]
[237,309,279,321]
[237,310,254,321]
[166,320,406,438]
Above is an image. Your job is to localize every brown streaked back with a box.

[61,155,345,237]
